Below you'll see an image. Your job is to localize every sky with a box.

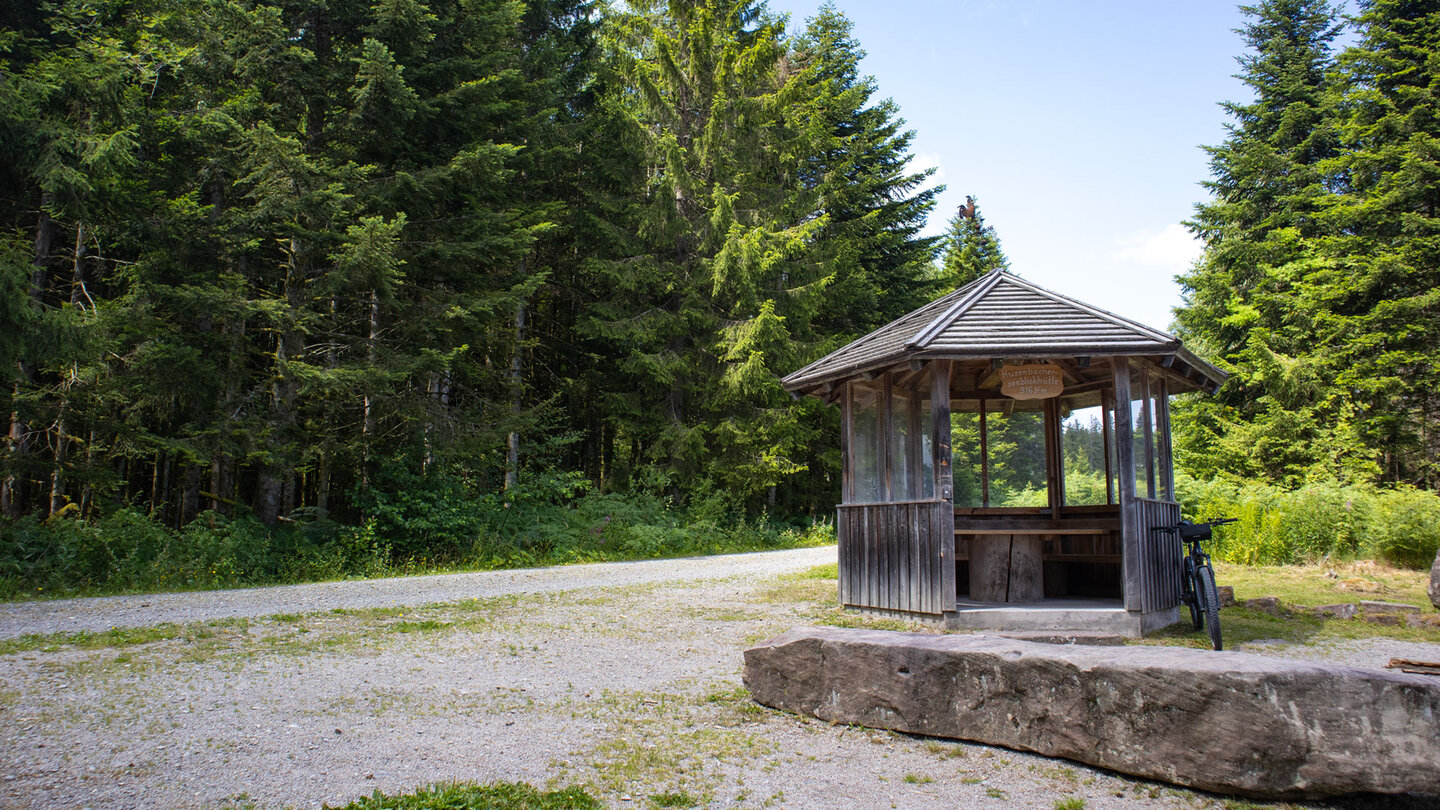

[764,0,1264,332]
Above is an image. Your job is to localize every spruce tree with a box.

[1173,0,1352,484]
[593,0,825,503]
[1318,0,1440,488]
[793,3,942,334]
[939,196,1009,289]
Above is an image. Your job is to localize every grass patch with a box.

[1214,560,1432,608]
[389,620,452,634]
[334,781,598,809]
[1054,797,1086,810]
[0,623,188,654]
[754,565,936,632]
[902,773,933,784]
[1141,562,1440,648]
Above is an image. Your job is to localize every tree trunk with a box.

[181,462,202,525]
[362,288,379,491]
[49,396,67,517]
[506,291,526,491]
[2,202,53,518]
[316,450,330,519]
[423,369,451,471]
[210,453,230,516]
[49,223,90,518]
[258,238,304,526]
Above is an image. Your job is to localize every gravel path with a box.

[0,547,1435,810]
[0,546,836,639]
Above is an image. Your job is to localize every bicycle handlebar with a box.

[1149,518,1236,534]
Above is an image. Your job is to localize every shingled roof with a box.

[782,269,1225,394]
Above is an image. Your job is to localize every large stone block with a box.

[743,627,1440,799]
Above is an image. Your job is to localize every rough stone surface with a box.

[1360,600,1422,615]
[1407,613,1440,629]
[1217,585,1236,607]
[1429,549,1440,610]
[994,630,1124,646]
[744,627,1440,799]
[1243,595,1285,615]
[1313,603,1357,620]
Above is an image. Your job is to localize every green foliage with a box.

[0,0,938,567]
[938,196,1008,289]
[1175,475,1440,569]
[0,490,833,599]
[332,782,599,810]
[1179,0,1440,492]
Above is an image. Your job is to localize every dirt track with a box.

[0,547,1433,809]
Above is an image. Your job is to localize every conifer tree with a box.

[1174,0,1352,484]
[778,3,942,511]
[939,196,1008,289]
[592,0,826,503]
[1317,0,1440,488]
[793,3,942,334]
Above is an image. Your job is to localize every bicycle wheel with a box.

[1183,558,1202,630]
[1196,564,1222,651]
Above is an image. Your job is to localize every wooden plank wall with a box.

[1133,497,1182,613]
[837,500,953,615]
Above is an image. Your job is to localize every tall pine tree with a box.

[1174,0,1354,485]
[1318,0,1440,488]
[939,195,1008,289]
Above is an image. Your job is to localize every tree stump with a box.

[1429,548,1439,611]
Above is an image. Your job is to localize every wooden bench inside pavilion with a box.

[782,269,1225,636]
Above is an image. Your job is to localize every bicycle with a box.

[1152,518,1235,650]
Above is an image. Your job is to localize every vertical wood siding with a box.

[1133,497,1182,613]
[837,500,953,615]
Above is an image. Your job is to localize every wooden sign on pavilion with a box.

[782,269,1226,636]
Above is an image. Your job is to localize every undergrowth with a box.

[330,781,598,809]
[0,489,833,600]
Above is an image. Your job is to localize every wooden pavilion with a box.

[782,269,1226,636]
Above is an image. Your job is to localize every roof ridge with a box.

[996,272,1177,343]
[906,269,1006,350]
[780,279,971,386]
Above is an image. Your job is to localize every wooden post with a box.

[1140,366,1156,500]
[1113,360,1140,611]
[841,382,854,504]
[1101,388,1114,506]
[931,361,956,610]
[931,362,952,503]
[979,399,989,507]
[1045,397,1063,518]
[1156,378,1174,502]
[881,373,893,501]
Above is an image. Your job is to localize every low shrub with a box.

[1176,475,1440,569]
[0,483,835,599]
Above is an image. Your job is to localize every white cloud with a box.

[909,152,946,186]
[1112,223,1202,268]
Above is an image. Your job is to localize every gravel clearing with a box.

[0,547,836,639]
[0,546,1435,810]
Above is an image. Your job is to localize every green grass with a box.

[333,782,598,809]
[1054,796,1086,810]
[1214,559,1433,607]
[755,557,1439,649]
[902,773,933,784]
[0,623,189,654]
[1138,561,1440,648]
